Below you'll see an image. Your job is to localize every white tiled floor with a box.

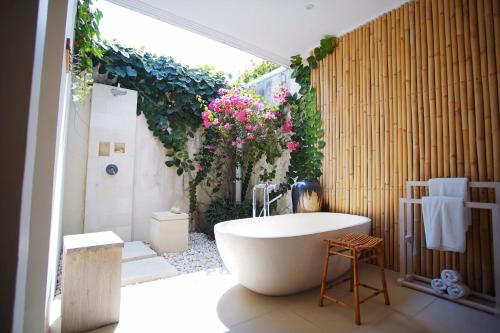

[84,264,500,333]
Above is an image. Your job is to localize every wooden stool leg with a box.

[349,256,354,292]
[319,242,331,306]
[377,245,390,305]
[352,249,361,325]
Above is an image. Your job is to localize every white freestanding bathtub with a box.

[214,212,371,296]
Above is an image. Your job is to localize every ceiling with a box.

[109,0,408,66]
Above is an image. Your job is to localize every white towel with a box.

[422,196,468,253]
[446,282,470,299]
[428,178,468,199]
[441,269,461,285]
[431,278,448,294]
[428,178,470,227]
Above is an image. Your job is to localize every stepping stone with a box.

[121,256,178,286]
[122,241,157,262]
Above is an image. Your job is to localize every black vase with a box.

[291,180,323,213]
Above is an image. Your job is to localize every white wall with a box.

[62,94,90,236]
[62,84,190,242]
[132,113,189,240]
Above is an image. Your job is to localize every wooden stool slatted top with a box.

[319,233,390,325]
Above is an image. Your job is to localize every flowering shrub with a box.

[200,87,295,166]
[192,86,295,205]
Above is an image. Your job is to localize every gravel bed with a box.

[162,232,224,274]
[55,232,223,296]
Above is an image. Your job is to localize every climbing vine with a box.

[93,41,228,175]
[277,35,337,193]
[74,0,103,73]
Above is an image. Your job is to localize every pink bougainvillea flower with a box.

[224,123,231,130]
[246,133,254,139]
[245,125,254,131]
[263,112,276,120]
[196,164,204,172]
[281,119,293,133]
[201,110,213,128]
[287,141,299,151]
[204,145,216,151]
[273,85,291,105]
[234,110,249,123]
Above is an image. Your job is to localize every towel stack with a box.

[431,269,470,299]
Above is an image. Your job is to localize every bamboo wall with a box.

[312,0,500,295]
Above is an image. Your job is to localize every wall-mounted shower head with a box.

[111,83,127,96]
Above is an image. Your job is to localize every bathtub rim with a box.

[214,212,371,240]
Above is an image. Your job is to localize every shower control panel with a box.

[106,164,118,175]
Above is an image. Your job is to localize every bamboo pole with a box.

[445,0,457,178]
[438,0,451,270]
[493,0,500,165]
[415,0,424,276]
[369,21,377,236]
[390,9,398,271]
[336,39,340,211]
[463,0,479,291]
[444,0,458,269]
[386,13,393,268]
[455,0,471,284]
[349,31,353,214]
[476,0,493,294]
[425,0,439,276]
[409,1,419,274]
[375,18,381,238]
[420,0,431,277]
[381,14,389,263]
[367,24,373,223]
[485,0,500,182]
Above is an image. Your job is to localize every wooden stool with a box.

[319,233,390,325]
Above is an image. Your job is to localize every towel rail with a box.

[398,181,500,316]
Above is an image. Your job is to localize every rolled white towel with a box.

[447,282,470,299]
[431,278,448,294]
[441,269,461,285]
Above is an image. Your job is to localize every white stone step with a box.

[121,256,178,286]
[122,241,157,262]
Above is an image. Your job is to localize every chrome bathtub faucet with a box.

[252,182,282,218]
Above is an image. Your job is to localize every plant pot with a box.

[291,180,323,213]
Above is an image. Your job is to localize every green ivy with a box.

[279,35,336,192]
[93,41,228,176]
[74,0,103,73]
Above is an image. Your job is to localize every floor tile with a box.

[226,308,326,333]
[290,290,392,332]
[414,297,500,333]
[369,311,431,333]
